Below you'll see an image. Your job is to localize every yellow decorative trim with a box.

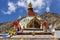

[52,32,54,36]
[8,27,17,36]
[27,17,41,28]
[32,32,35,36]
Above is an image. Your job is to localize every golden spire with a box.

[28,2,32,8]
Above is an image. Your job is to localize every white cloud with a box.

[18,16,21,19]
[3,2,16,14]
[45,0,52,12]
[27,0,45,8]
[17,0,45,8]
[8,2,16,12]
[46,6,50,12]
[17,1,26,7]
[2,0,46,14]
[17,0,45,13]
[34,10,39,13]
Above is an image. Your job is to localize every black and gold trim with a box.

[27,17,42,29]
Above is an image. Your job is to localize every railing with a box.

[0,38,58,40]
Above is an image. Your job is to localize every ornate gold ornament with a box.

[28,2,32,8]
[27,17,41,28]
[8,27,17,37]
[32,32,35,36]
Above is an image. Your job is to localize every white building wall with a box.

[19,16,42,29]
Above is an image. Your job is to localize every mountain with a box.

[41,12,60,29]
[0,22,13,34]
[0,12,60,34]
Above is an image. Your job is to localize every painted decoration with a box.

[13,20,19,27]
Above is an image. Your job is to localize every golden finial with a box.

[28,2,32,8]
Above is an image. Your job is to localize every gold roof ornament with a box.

[28,2,32,8]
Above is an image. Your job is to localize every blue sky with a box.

[0,0,60,23]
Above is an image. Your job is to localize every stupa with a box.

[19,2,43,29]
[8,2,55,36]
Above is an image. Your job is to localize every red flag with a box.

[13,20,19,27]
[42,21,48,27]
